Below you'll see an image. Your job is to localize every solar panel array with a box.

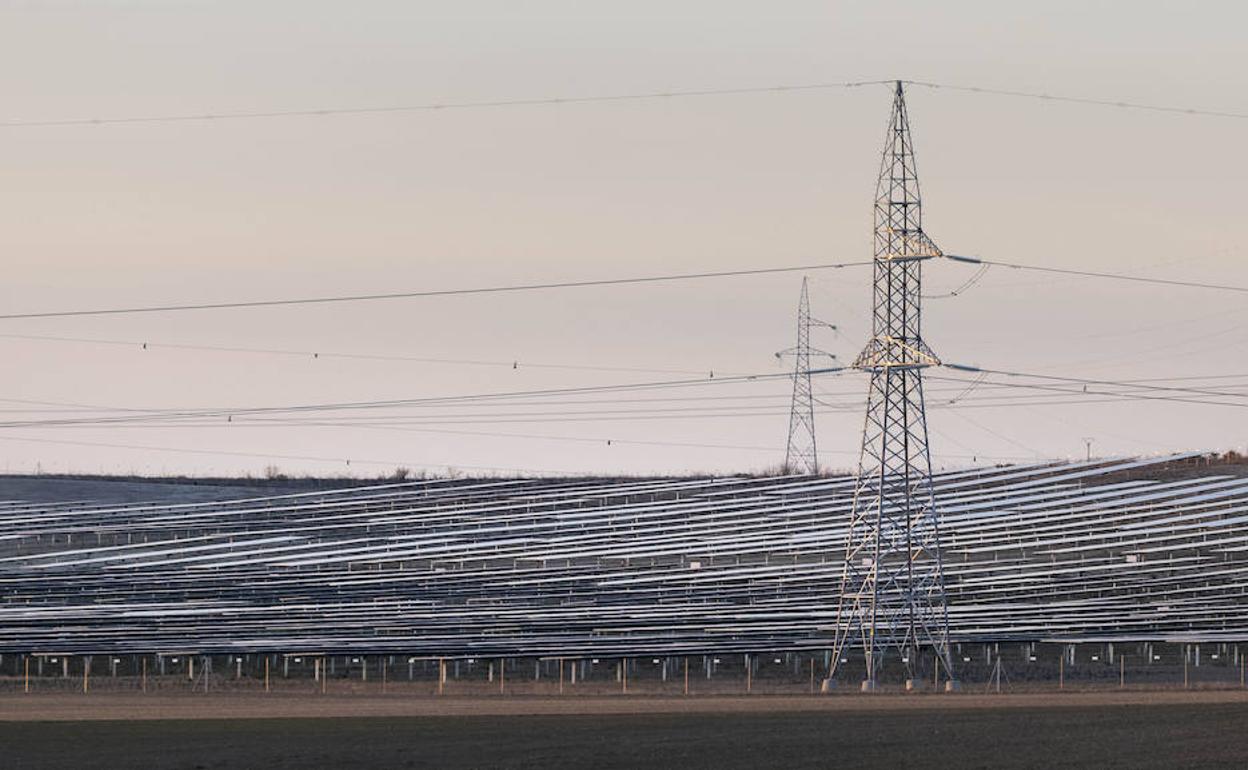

[1,453,1246,656]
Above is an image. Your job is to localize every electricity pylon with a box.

[776,278,836,475]
[826,81,957,692]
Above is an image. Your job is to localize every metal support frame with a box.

[827,81,955,690]
[778,278,836,475]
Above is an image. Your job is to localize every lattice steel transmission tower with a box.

[777,278,836,475]
[825,81,957,692]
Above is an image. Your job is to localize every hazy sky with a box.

[0,1,1244,478]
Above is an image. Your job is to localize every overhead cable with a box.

[7,78,1246,129]
[0,81,891,129]
[947,254,1248,295]
[0,367,847,430]
[0,434,574,476]
[905,80,1248,121]
[0,261,872,321]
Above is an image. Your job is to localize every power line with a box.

[107,416,1039,462]
[285,423,785,454]
[21,409,800,428]
[905,80,1248,121]
[7,78,1245,130]
[0,367,847,430]
[0,409,803,428]
[945,364,1248,401]
[0,390,799,415]
[7,374,1245,417]
[0,261,871,321]
[0,407,1040,462]
[936,384,1248,413]
[0,332,715,377]
[0,80,890,129]
[206,403,809,423]
[946,254,1248,295]
[7,367,1248,427]
[933,369,1248,411]
[0,417,1036,471]
[0,377,1122,419]
[285,403,798,421]
[10,367,1248,428]
[0,434,575,476]
[942,406,1047,459]
[25,392,1226,423]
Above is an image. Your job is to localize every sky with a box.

[0,1,1244,478]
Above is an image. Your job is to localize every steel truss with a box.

[826,80,955,690]
[779,277,835,475]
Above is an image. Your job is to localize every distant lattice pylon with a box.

[776,277,836,475]
[825,81,957,692]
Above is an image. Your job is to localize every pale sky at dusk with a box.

[0,1,1244,477]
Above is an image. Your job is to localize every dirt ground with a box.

[4,689,1248,721]
[4,691,1248,769]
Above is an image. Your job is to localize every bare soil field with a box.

[4,689,1248,721]
[3,691,1248,769]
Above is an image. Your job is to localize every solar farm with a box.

[2,451,1246,668]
